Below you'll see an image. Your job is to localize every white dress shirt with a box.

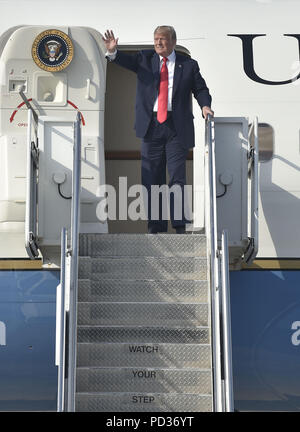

[153,50,175,112]
[106,49,176,112]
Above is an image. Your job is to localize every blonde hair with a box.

[154,26,177,42]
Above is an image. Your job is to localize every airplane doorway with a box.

[104,46,193,233]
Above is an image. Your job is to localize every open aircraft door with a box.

[0,26,108,260]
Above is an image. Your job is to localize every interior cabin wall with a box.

[104,50,193,233]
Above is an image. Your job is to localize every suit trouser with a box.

[141,113,190,232]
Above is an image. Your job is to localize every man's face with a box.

[154,31,176,57]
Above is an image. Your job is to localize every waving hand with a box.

[102,30,119,53]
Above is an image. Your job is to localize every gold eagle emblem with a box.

[44,41,62,62]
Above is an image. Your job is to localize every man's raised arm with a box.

[102,29,119,54]
[102,29,140,73]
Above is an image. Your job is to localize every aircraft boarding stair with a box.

[55,114,258,412]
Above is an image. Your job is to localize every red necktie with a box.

[157,57,168,123]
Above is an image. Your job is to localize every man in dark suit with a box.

[103,26,214,233]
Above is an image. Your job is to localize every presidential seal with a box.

[32,29,74,72]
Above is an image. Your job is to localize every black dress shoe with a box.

[148,227,159,234]
[175,226,186,234]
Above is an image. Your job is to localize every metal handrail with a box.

[205,114,223,411]
[66,112,82,412]
[25,108,39,259]
[56,227,68,412]
[220,230,234,412]
[245,117,259,264]
[205,115,235,412]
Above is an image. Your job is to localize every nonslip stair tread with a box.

[78,256,207,262]
[75,392,213,412]
[76,366,212,371]
[79,233,207,258]
[77,279,209,303]
[76,300,210,306]
[77,326,210,344]
[76,341,211,368]
[77,342,211,368]
[75,367,212,393]
[77,302,209,326]
[78,256,207,280]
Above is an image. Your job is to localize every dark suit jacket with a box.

[110,49,212,149]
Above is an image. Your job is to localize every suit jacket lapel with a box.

[173,55,183,99]
[152,53,160,92]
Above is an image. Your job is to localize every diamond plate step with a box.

[77,342,211,368]
[78,256,207,280]
[78,302,209,327]
[78,279,209,303]
[75,392,213,412]
[76,367,212,394]
[77,326,210,344]
[79,233,206,258]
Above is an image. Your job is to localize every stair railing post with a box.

[56,227,68,411]
[67,112,82,412]
[205,114,223,411]
[221,229,234,412]
[25,108,39,259]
